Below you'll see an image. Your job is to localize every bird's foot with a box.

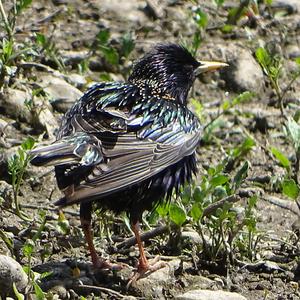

[92,256,126,271]
[127,256,167,288]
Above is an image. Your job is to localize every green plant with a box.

[183,7,208,57]
[22,210,48,299]
[198,91,254,144]
[256,48,300,119]
[8,136,35,220]
[35,32,66,71]
[96,29,120,67]
[0,0,34,88]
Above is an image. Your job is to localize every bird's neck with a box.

[131,78,188,105]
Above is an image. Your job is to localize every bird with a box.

[29,43,227,282]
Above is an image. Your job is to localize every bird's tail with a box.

[29,133,103,167]
[29,141,82,167]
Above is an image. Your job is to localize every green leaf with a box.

[16,0,32,14]
[255,47,271,73]
[35,33,46,46]
[169,204,186,227]
[190,98,203,119]
[190,202,203,221]
[221,24,234,33]
[214,0,225,7]
[193,186,204,202]
[232,91,254,106]
[97,29,110,45]
[193,8,208,29]
[101,47,119,66]
[233,137,255,158]
[99,72,112,82]
[120,32,135,58]
[13,283,25,300]
[210,174,229,187]
[213,185,228,200]
[233,161,249,188]
[181,185,192,204]
[22,136,35,151]
[282,179,299,200]
[156,203,169,218]
[33,282,45,300]
[270,147,290,168]
[222,99,231,111]
[23,239,35,258]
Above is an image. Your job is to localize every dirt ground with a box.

[1,0,300,299]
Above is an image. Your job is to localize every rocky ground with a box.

[1,0,300,299]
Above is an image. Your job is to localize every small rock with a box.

[0,88,58,136]
[175,289,247,300]
[221,47,264,93]
[67,74,87,89]
[61,50,89,67]
[181,230,202,245]
[144,0,165,19]
[0,255,28,297]
[0,180,13,208]
[0,88,32,123]
[123,296,138,300]
[48,285,68,298]
[271,0,300,14]
[38,75,83,113]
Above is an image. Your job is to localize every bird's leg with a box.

[80,202,122,270]
[128,221,167,286]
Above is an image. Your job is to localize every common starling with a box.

[30,43,227,282]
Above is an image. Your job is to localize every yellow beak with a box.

[196,61,229,74]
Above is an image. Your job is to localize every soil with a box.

[1,0,300,299]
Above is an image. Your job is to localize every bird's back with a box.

[30,80,201,217]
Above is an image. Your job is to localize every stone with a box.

[175,289,247,300]
[67,73,87,89]
[181,230,202,245]
[0,88,32,123]
[220,46,265,93]
[38,75,83,113]
[0,88,58,137]
[0,255,28,297]
[271,0,300,14]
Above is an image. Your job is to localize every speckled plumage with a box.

[31,44,202,223]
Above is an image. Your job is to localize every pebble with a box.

[38,75,83,113]
[0,88,32,123]
[181,230,202,245]
[0,255,28,297]
[175,289,247,300]
[0,88,58,137]
[221,47,265,93]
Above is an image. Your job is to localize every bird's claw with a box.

[92,257,127,271]
[126,256,167,289]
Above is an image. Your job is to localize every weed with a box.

[182,6,207,57]
[22,210,48,299]
[256,47,300,119]
[0,0,34,88]
[8,136,35,220]
[35,32,66,71]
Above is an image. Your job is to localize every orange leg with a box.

[127,222,166,287]
[80,203,122,270]
[132,222,149,272]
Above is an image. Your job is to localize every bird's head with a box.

[128,43,228,105]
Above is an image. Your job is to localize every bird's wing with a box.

[56,128,201,206]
